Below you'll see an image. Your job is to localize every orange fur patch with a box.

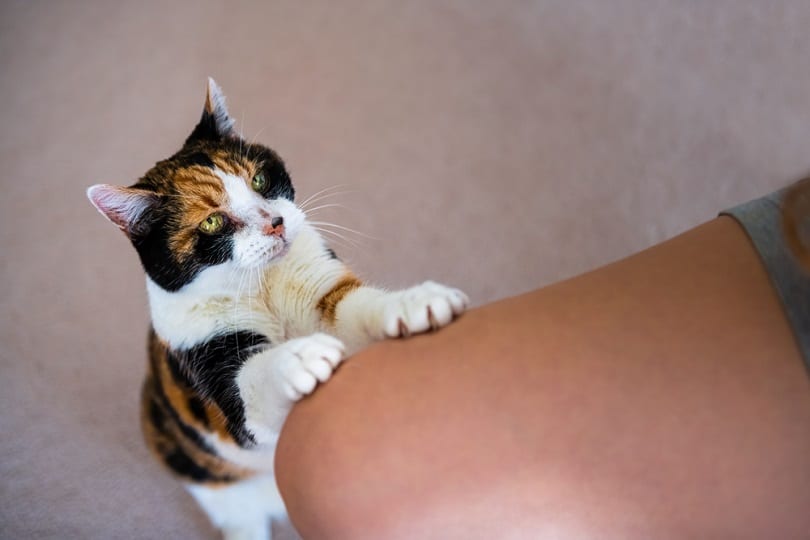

[167,167,226,254]
[317,275,362,324]
[210,149,254,180]
[142,331,254,485]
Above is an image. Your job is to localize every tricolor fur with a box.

[87,79,468,540]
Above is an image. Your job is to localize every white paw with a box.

[272,333,345,401]
[383,281,469,337]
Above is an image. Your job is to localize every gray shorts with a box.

[722,190,810,371]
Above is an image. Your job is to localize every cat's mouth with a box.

[257,239,290,267]
[235,236,291,270]
[272,240,290,261]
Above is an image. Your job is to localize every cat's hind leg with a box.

[187,474,286,540]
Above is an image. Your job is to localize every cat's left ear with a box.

[87,184,159,238]
[185,77,237,144]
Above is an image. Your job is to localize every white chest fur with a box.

[146,225,346,350]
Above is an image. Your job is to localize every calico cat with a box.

[87,79,468,540]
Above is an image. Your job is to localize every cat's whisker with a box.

[229,268,244,356]
[256,267,267,313]
[298,185,352,209]
[248,268,256,311]
[239,110,246,159]
[311,225,360,240]
[309,223,366,242]
[231,272,243,325]
[308,220,377,241]
[247,126,268,149]
[302,203,349,215]
[311,227,364,250]
[316,237,359,254]
[300,183,348,200]
[300,194,353,211]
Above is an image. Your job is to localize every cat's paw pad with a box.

[383,281,469,337]
[273,333,345,401]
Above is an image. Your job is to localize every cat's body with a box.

[88,79,467,540]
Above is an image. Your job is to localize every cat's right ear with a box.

[87,184,158,237]
[185,77,237,144]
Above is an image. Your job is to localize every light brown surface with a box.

[1,1,809,539]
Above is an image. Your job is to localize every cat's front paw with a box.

[273,333,345,401]
[383,281,469,337]
[240,333,345,441]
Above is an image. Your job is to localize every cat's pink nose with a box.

[262,216,285,237]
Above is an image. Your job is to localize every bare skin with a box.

[275,217,810,539]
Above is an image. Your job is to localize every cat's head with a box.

[88,79,304,292]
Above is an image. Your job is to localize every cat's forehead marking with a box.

[173,169,225,214]
[214,168,256,217]
[164,165,230,257]
[209,150,252,179]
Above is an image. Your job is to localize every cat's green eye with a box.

[251,172,268,192]
[199,213,225,234]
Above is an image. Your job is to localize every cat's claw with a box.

[273,333,345,401]
[383,281,469,337]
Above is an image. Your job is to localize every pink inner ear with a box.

[87,184,154,232]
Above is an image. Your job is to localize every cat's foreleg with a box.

[184,335,342,540]
[236,333,345,445]
[329,280,469,352]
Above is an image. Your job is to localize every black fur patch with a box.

[186,110,223,145]
[164,448,232,483]
[238,141,295,202]
[193,227,235,269]
[187,396,209,428]
[259,156,295,201]
[149,399,166,430]
[132,210,211,292]
[168,331,270,447]
[178,150,215,169]
[149,363,219,457]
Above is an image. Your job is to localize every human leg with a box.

[276,217,810,539]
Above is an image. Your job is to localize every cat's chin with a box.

[267,243,291,264]
[241,241,290,270]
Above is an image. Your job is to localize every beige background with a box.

[1,1,809,538]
